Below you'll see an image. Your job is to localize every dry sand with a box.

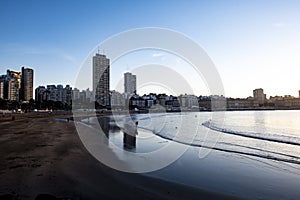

[0,114,237,200]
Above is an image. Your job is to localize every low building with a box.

[179,94,199,109]
[35,84,72,105]
[227,97,254,110]
[111,90,125,108]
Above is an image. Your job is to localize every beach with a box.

[0,114,237,200]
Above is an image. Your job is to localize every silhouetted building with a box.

[35,84,72,105]
[93,53,110,107]
[20,66,34,101]
[64,85,72,105]
[35,86,46,102]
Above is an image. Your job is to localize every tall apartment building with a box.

[0,75,6,99]
[21,66,34,101]
[93,53,110,107]
[7,78,19,101]
[124,72,136,95]
[7,70,21,89]
[7,70,22,101]
[0,71,21,101]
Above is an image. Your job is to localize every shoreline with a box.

[1,108,299,124]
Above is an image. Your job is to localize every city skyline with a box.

[1,62,300,112]
[1,1,300,98]
[2,63,300,100]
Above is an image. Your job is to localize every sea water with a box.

[89,110,300,166]
[83,110,300,199]
[131,110,300,166]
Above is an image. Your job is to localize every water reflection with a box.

[96,116,138,150]
[254,111,267,150]
[123,117,138,150]
[97,117,110,138]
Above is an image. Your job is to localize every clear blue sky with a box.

[1,0,300,97]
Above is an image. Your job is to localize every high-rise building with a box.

[253,88,266,105]
[0,75,6,99]
[93,53,110,107]
[124,72,136,95]
[57,84,64,102]
[0,72,21,101]
[21,66,34,101]
[0,70,22,101]
[64,85,72,105]
[7,78,19,101]
[7,70,21,89]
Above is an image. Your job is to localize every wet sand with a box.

[0,114,237,200]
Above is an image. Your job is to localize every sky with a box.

[0,0,300,98]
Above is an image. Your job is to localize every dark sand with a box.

[0,114,237,200]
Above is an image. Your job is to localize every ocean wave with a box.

[202,120,300,146]
[137,124,300,166]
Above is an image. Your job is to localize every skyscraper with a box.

[21,66,34,101]
[124,72,136,95]
[93,53,110,107]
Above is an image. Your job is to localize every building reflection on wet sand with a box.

[97,116,138,150]
[97,117,110,138]
[123,117,138,150]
